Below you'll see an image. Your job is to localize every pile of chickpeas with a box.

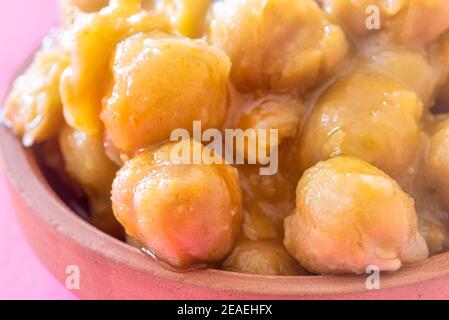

[4,0,449,276]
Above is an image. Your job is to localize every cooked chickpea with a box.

[322,0,381,37]
[111,140,243,268]
[60,1,155,26]
[323,0,449,45]
[223,240,305,276]
[293,71,423,178]
[60,0,156,21]
[425,119,449,209]
[158,0,212,38]
[60,0,109,13]
[284,157,428,274]
[239,165,295,241]
[59,125,122,237]
[60,0,170,135]
[419,218,449,255]
[208,0,348,92]
[101,32,231,154]
[3,49,68,147]
[236,95,305,163]
[359,47,441,107]
[407,153,449,256]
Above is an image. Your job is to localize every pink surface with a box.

[0,0,77,300]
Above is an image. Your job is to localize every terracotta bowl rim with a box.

[2,125,449,297]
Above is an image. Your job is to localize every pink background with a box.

[0,0,77,300]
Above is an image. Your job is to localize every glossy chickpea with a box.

[111,140,243,269]
[101,32,231,154]
[359,47,441,107]
[60,0,157,26]
[322,0,382,37]
[239,165,296,241]
[284,156,428,274]
[60,1,155,26]
[158,0,212,38]
[60,0,109,13]
[236,96,305,164]
[425,119,449,209]
[60,0,170,135]
[208,0,348,93]
[61,0,155,13]
[3,49,68,147]
[222,240,305,276]
[323,0,449,45]
[293,71,423,178]
[419,218,449,255]
[59,125,122,237]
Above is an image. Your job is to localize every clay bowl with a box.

[2,57,449,299]
[3,126,449,299]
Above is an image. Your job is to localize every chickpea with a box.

[208,0,348,93]
[239,165,296,241]
[236,95,305,164]
[410,180,449,256]
[61,0,155,12]
[359,47,441,107]
[323,0,449,45]
[111,140,243,269]
[89,196,124,239]
[158,0,212,38]
[101,33,231,154]
[222,240,306,276]
[419,218,449,255]
[284,156,428,274]
[292,71,423,178]
[60,0,170,135]
[3,49,68,147]
[425,118,449,209]
[59,125,122,237]
[60,0,155,25]
[60,0,109,13]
